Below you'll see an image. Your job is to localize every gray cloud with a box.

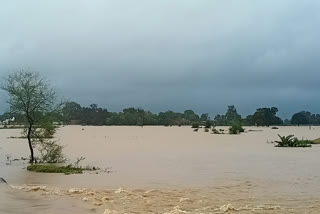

[1,0,320,118]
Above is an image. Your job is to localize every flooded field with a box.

[1,126,320,213]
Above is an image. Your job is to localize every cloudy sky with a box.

[1,1,320,118]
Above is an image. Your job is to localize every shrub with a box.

[35,139,67,163]
[271,127,279,129]
[204,121,213,129]
[274,135,312,147]
[229,121,245,134]
[191,123,199,128]
[212,128,221,134]
[27,157,97,175]
[204,128,209,132]
[193,128,199,132]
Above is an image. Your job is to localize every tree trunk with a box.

[27,124,34,163]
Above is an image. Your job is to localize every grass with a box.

[27,164,86,175]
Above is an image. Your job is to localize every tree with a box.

[213,105,241,125]
[225,105,241,124]
[1,71,62,163]
[291,112,309,126]
[200,113,209,121]
[62,101,82,123]
[183,110,199,122]
[248,107,282,126]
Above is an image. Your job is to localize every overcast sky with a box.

[1,1,320,118]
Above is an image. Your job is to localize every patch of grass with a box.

[27,164,85,175]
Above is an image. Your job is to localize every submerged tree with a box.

[1,71,63,163]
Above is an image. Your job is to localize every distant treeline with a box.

[0,102,319,127]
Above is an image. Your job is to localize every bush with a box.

[229,121,244,134]
[204,128,209,132]
[191,123,199,129]
[35,139,67,163]
[193,128,199,132]
[204,121,213,129]
[273,135,312,147]
[212,128,221,134]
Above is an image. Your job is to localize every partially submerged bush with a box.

[193,128,199,132]
[212,128,222,134]
[204,128,209,132]
[35,139,67,163]
[27,157,97,175]
[191,123,199,129]
[229,121,244,134]
[27,164,83,175]
[273,135,312,147]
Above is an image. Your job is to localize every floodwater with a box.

[1,126,320,213]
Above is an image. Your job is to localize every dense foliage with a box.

[291,111,320,126]
[245,107,283,126]
[2,101,320,127]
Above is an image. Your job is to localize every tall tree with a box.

[291,112,309,126]
[1,71,62,163]
[248,107,282,126]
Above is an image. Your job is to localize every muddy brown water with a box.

[1,126,320,213]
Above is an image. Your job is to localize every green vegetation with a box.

[229,120,245,134]
[191,122,200,129]
[1,71,64,163]
[212,128,222,134]
[245,107,282,126]
[214,105,241,126]
[290,111,320,126]
[27,164,84,175]
[27,157,96,174]
[204,120,213,128]
[1,74,320,129]
[273,135,312,147]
